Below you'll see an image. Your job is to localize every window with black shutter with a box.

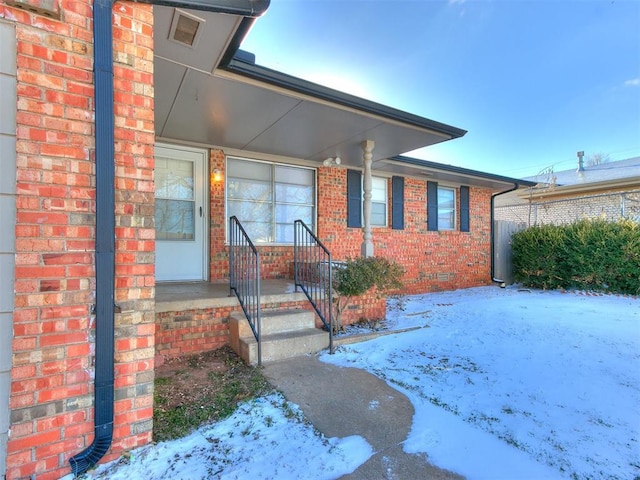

[427,182,464,231]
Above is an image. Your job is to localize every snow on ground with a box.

[77,393,372,480]
[322,286,640,480]
[69,287,639,480]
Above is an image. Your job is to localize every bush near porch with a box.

[512,218,640,295]
[332,256,404,333]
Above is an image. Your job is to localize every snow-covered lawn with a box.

[325,287,640,479]
[77,287,639,480]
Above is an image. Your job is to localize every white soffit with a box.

[154,6,461,165]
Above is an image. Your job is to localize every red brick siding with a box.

[209,149,228,280]
[155,300,323,362]
[156,306,234,361]
[318,168,493,295]
[3,2,156,478]
[205,157,491,331]
[337,293,386,324]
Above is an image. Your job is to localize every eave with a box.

[519,176,640,201]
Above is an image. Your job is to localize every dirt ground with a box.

[155,347,234,400]
[153,346,271,442]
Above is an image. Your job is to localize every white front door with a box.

[155,144,208,282]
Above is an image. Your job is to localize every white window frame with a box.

[437,186,456,231]
[225,156,317,244]
[363,175,388,227]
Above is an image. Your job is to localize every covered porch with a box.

[154,258,387,364]
[150,5,467,364]
[152,5,467,280]
[156,278,300,308]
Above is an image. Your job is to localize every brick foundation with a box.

[155,306,235,362]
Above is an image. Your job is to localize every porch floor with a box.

[156,279,306,313]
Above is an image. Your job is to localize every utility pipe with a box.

[69,0,269,475]
[490,182,519,285]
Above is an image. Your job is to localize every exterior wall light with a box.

[212,168,222,182]
[323,156,342,167]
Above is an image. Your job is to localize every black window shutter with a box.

[391,176,404,230]
[427,181,438,231]
[460,185,470,232]
[347,169,362,228]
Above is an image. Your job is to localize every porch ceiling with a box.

[153,6,465,167]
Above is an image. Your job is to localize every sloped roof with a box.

[529,157,640,187]
[378,156,536,191]
[520,156,640,200]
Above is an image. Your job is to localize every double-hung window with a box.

[437,186,456,230]
[227,157,315,243]
[346,170,388,227]
[427,182,470,232]
[370,176,388,227]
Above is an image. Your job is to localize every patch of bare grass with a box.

[153,346,272,442]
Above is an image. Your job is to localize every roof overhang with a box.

[519,176,640,200]
[153,6,467,165]
[376,156,536,192]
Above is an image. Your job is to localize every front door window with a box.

[155,144,208,282]
[156,158,195,241]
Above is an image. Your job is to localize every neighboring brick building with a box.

[0,1,532,478]
[492,155,639,284]
[495,155,640,226]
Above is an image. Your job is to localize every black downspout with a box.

[490,183,519,284]
[69,0,116,474]
[69,0,270,476]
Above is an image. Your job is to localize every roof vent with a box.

[577,150,585,172]
[169,9,205,48]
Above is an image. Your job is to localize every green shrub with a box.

[512,218,640,295]
[332,256,404,332]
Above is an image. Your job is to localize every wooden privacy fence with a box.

[493,220,527,285]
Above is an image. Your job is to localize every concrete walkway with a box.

[263,355,463,480]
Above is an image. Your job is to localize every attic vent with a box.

[169,9,205,48]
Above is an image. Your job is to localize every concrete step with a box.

[230,308,316,338]
[237,328,330,365]
[229,308,329,365]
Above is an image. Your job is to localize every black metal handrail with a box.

[229,216,262,366]
[294,219,334,354]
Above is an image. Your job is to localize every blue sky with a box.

[241,0,640,179]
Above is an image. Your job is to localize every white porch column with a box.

[361,140,375,257]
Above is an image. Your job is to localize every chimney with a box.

[577,151,585,172]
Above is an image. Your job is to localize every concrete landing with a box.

[263,355,463,480]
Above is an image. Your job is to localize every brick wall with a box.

[156,305,234,361]
[495,189,640,226]
[208,155,494,292]
[317,167,493,294]
[2,2,156,478]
